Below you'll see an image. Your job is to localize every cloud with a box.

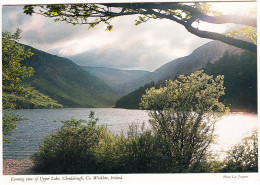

[2,6,27,32]
[2,5,210,71]
[68,17,210,71]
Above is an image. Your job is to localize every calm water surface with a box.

[3,108,258,159]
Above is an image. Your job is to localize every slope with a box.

[21,45,117,108]
[204,51,257,112]
[116,50,257,112]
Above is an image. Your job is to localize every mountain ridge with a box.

[20,44,117,108]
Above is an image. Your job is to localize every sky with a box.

[2,2,257,71]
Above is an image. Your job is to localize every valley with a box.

[17,39,256,113]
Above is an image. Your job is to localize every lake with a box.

[3,108,258,159]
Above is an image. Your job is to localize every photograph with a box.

[1,0,258,184]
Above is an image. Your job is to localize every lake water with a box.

[3,108,258,160]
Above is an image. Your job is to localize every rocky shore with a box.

[3,159,35,175]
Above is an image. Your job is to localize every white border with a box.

[1,0,259,185]
[0,0,257,5]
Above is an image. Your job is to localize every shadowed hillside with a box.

[20,45,117,108]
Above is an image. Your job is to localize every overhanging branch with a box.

[199,14,256,27]
[23,3,257,52]
[148,8,257,52]
[184,25,257,52]
[104,3,257,27]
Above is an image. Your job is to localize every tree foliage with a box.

[2,112,25,143]
[2,29,34,110]
[2,29,34,142]
[225,27,257,45]
[33,112,207,174]
[23,3,256,52]
[140,70,229,172]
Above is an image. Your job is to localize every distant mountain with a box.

[21,45,117,108]
[127,40,243,90]
[115,35,258,111]
[81,66,151,97]
[150,40,243,82]
[150,25,255,84]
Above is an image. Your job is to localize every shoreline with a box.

[9,107,258,114]
[3,158,35,175]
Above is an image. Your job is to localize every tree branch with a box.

[148,8,257,52]
[184,25,257,52]
[23,3,257,52]
[199,14,256,27]
[104,3,257,27]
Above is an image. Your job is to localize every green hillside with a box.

[20,45,117,108]
[14,87,63,109]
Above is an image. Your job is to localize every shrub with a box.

[93,124,169,173]
[222,129,258,172]
[33,111,108,173]
[33,115,171,174]
[124,130,172,173]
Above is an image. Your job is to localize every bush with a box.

[222,129,258,172]
[34,113,257,174]
[33,111,108,173]
[93,124,170,173]
[33,115,170,174]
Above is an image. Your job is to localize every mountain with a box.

[126,40,243,91]
[115,35,258,111]
[117,40,244,98]
[116,50,257,112]
[21,45,117,108]
[151,40,243,82]
[81,66,151,97]
[148,25,254,84]
[14,87,63,109]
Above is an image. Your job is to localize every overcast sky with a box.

[2,2,256,71]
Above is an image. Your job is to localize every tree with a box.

[23,3,256,52]
[140,70,229,172]
[2,29,34,109]
[2,29,34,142]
